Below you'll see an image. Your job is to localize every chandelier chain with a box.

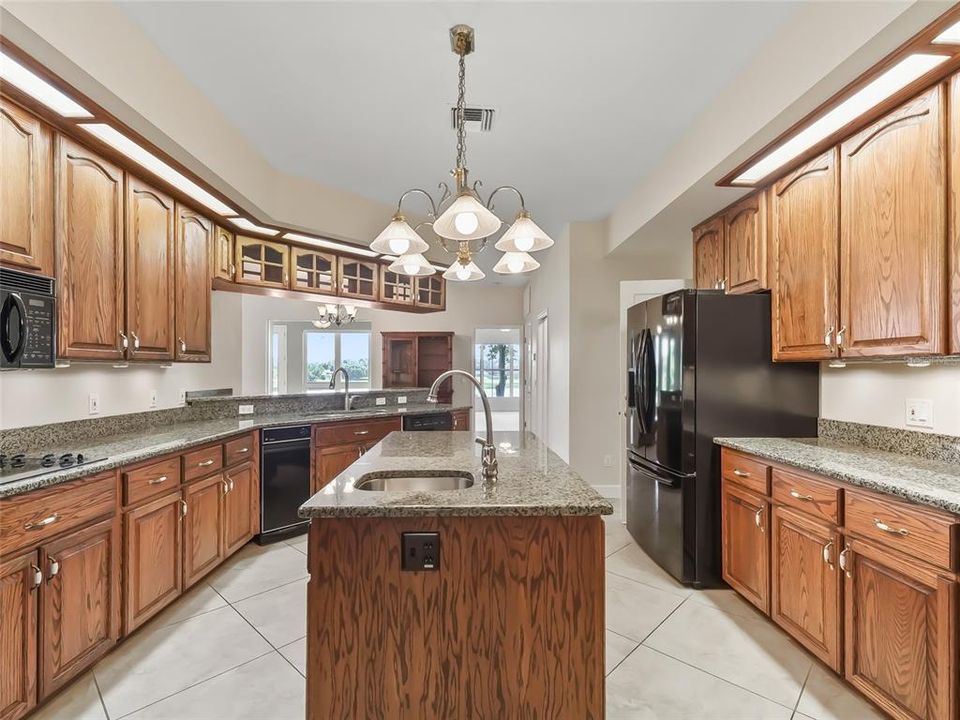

[455,51,467,173]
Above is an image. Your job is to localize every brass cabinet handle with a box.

[148,475,168,485]
[24,513,60,530]
[822,540,833,565]
[836,325,847,348]
[839,547,852,578]
[823,325,835,348]
[119,331,128,350]
[30,564,42,589]
[754,506,764,531]
[198,459,215,467]
[47,557,59,579]
[874,518,909,536]
[179,499,188,518]
[789,489,814,502]
[132,333,140,350]
[228,478,234,491]
[221,478,229,495]
[733,469,751,478]
[179,337,187,353]
[230,263,236,278]
[237,447,250,454]
[354,430,370,436]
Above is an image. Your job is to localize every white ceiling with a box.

[118,1,799,246]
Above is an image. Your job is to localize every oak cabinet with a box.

[174,206,212,362]
[692,218,724,290]
[0,99,53,277]
[291,248,336,295]
[181,474,224,588]
[339,257,378,300]
[236,236,289,288]
[839,85,946,357]
[414,275,445,309]
[950,72,960,355]
[843,537,957,720]
[39,518,120,698]
[214,225,235,281]
[770,505,841,671]
[122,491,182,634]
[451,408,471,431]
[0,550,39,720]
[313,443,361,495]
[724,192,767,294]
[770,149,840,361]
[381,267,415,305]
[125,177,176,361]
[55,136,125,360]
[720,478,769,613]
[222,462,257,556]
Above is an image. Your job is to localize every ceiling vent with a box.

[451,106,495,133]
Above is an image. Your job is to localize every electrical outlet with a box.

[401,532,440,571]
[149,389,158,409]
[88,393,100,415]
[398,396,407,405]
[375,397,387,406]
[603,455,613,468]
[905,398,934,429]
[178,389,186,405]
[238,404,255,416]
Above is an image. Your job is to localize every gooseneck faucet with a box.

[427,370,497,481]
[329,367,351,411]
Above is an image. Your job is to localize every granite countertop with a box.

[299,431,614,518]
[0,404,470,499]
[715,437,960,515]
[186,388,424,403]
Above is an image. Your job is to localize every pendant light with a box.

[495,211,554,253]
[493,251,540,275]
[388,253,435,277]
[370,214,430,256]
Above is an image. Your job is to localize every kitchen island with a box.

[299,430,612,719]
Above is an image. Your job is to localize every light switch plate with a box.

[905,398,933,429]
[375,397,387,406]
[178,389,187,405]
[149,389,158,409]
[238,404,255,416]
[88,393,100,415]
[398,396,407,405]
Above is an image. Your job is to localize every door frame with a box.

[531,311,549,445]
[472,325,524,433]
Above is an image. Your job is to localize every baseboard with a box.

[591,484,620,499]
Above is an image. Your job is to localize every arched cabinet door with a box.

[174,206,213,362]
[692,217,724,290]
[723,192,767,295]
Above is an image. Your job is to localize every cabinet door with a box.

[214,225,234,281]
[692,218,724,290]
[843,537,957,720]
[771,149,840,361]
[720,479,769,614]
[840,85,946,357]
[223,462,257,556]
[235,237,288,288]
[182,475,225,588]
[125,177,175,361]
[174,206,212,362]
[0,550,39,720]
[770,505,841,671]
[339,257,378,300]
[949,72,960,355]
[451,409,471,431]
[122,491,182,634]
[314,443,361,494]
[0,98,53,276]
[724,193,766,294]
[290,248,336,295]
[414,275,445,309]
[381,267,415,305]
[39,517,120,699]
[55,136,125,360]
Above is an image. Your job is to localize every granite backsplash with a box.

[817,419,960,464]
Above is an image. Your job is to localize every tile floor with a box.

[37,508,883,719]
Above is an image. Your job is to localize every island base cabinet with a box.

[843,538,958,720]
[0,550,39,720]
[721,478,770,614]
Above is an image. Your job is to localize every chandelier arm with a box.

[396,188,439,219]
[484,185,526,214]
[436,235,456,254]
[470,237,489,255]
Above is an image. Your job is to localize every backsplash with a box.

[818,419,960,464]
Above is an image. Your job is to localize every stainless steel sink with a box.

[354,471,474,492]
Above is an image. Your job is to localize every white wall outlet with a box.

[397,396,407,405]
[375,397,387,406]
[88,393,100,415]
[238,404,255,416]
[603,455,613,468]
[905,398,934,429]
[149,389,158,409]
[178,389,187,405]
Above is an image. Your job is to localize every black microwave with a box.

[0,267,55,370]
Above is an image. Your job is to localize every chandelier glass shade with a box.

[370,24,552,281]
[313,303,358,329]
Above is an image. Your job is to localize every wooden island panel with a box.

[306,515,605,719]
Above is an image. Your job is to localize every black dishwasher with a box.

[259,425,311,544]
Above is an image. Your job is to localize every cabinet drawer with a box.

[845,489,958,571]
[720,450,770,495]
[182,445,223,482]
[224,433,256,468]
[772,468,841,525]
[0,472,117,554]
[313,417,401,447]
[122,456,181,507]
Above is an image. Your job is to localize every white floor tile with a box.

[283,533,309,555]
[605,572,686,642]
[31,672,105,720]
[606,645,793,719]
[152,582,227,628]
[644,600,812,709]
[604,518,635,557]
[606,543,690,596]
[796,663,886,720]
[279,637,307,676]
[94,606,272,718]
[124,652,305,720]
[686,587,763,622]
[606,630,639,675]
[207,542,308,603]
[234,578,307,648]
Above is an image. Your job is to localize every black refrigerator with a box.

[626,289,818,588]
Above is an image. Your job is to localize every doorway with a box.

[530,312,549,444]
[473,326,523,432]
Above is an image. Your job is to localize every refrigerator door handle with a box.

[628,459,682,489]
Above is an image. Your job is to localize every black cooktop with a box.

[0,451,107,486]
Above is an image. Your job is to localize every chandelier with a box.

[313,303,358,329]
[370,24,554,281]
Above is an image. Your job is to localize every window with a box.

[269,324,288,394]
[304,329,371,390]
[474,342,521,398]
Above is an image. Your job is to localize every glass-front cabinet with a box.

[380,267,415,305]
[415,276,445,309]
[291,248,337,295]
[339,257,378,300]
[235,236,289,288]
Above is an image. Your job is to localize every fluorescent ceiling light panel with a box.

[283,232,379,257]
[733,53,949,185]
[230,217,279,236]
[932,20,960,44]
[0,50,92,118]
[79,123,237,216]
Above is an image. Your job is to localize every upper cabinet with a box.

[724,192,767,294]
[174,206,212,362]
[55,136,126,361]
[692,218,724,290]
[339,257,378,300]
[213,225,234,282]
[839,85,946,358]
[290,247,336,295]
[381,267,415,306]
[0,99,53,276]
[770,149,840,361]
[235,236,288,288]
[415,275,445,310]
[125,177,176,361]
[950,72,960,355]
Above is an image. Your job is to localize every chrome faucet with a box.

[427,370,497,482]
[329,367,351,411]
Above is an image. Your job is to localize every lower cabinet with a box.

[182,474,225,589]
[770,505,841,670]
[843,537,958,720]
[223,462,257,556]
[720,478,769,613]
[314,443,362,494]
[451,408,471,431]
[0,550,39,720]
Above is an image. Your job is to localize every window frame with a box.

[302,327,372,391]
